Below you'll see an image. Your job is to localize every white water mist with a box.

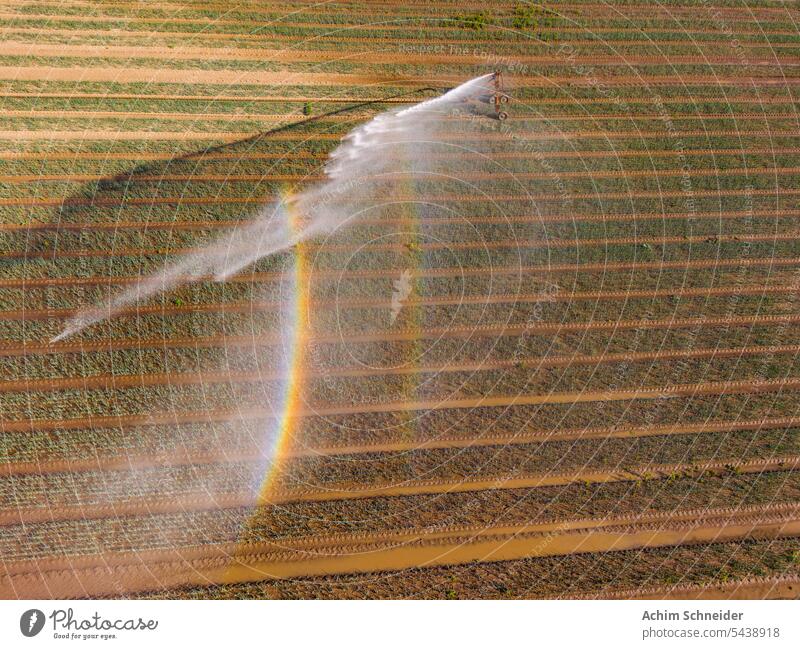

[52,73,502,342]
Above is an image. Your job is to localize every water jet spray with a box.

[52,73,512,343]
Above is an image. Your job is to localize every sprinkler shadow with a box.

[58,89,443,221]
[6,88,445,268]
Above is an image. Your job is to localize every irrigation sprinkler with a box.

[492,70,510,121]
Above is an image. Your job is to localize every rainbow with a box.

[255,190,309,501]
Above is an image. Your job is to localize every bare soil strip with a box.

[3,412,800,478]
[8,310,800,358]
[4,164,799,184]
[5,281,800,322]
[0,110,349,123]
[0,152,331,162]
[2,499,798,597]
[0,255,796,291]
[2,377,800,433]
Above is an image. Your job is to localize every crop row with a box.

[3,263,796,312]
[3,309,797,381]
[3,6,797,36]
[4,25,798,58]
[2,457,797,538]
[2,286,797,341]
[3,339,800,422]
[2,377,799,463]
[0,459,794,560]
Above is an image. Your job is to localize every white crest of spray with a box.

[52,73,500,343]
[390,269,413,324]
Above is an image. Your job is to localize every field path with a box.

[3,0,800,598]
[3,376,800,433]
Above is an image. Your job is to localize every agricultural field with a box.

[1,0,800,600]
